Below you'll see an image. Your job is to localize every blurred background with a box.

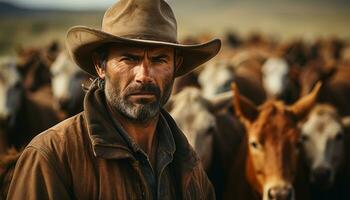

[1,1,350,200]
[0,0,350,54]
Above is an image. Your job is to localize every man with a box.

[7,0,221,199]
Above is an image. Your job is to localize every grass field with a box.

[1,0,350,55]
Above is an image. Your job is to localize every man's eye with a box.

[152,58,167,63]
[121,57,137,62]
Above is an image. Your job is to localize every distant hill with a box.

[0,2,31,14]
[0,2,102,16]
[1,0,349,16]
[0,0,349,55]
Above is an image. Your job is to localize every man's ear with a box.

[175,55,183,71]
[92,53,106,79]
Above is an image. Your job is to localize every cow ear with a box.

[208,91,233,113]
[288,81,322,120]
[320,59,337,81]
[231,83,258,124]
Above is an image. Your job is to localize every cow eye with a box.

[296,140,303,150]
[250,141,260,149]
[13,82,22,89]
[300,134,309,143]
[204,126,215,136]
[335,132,344,140]
[208,126,215,132]
[296,134,308,149]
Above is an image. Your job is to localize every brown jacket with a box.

[6,86,215,200]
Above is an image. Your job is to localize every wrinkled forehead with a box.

[107,43,175,57]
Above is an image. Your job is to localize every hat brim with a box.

[66,26,221,77]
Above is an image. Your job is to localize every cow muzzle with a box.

[311,166,332,190]
[266,185,294,200]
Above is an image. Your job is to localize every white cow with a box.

[167,87,233,169]
[301,104,350,190]
[50,52,91,116]
[0,57,22,125]
[261,57,290,98]
[198,60,235,100]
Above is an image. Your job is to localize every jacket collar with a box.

[83,84,199,168]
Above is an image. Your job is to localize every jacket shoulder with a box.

[27,112,89,161]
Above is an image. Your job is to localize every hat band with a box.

[119,33,178,44]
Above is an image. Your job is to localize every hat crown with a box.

[102,0,178,43]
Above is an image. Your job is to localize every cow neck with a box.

[7,88,28,149]
[8,88,25,133]
[335,133,350,184]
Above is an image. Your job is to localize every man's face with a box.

[96,44,177,123]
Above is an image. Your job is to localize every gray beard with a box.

[104,79,173,123]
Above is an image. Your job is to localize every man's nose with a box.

[135,60,153,84]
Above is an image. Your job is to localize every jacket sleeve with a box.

[197,164,216,200]
[6,146,72,200]
[186,163,216,200]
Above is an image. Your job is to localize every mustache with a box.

[124,83,161,98]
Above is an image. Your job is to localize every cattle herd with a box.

[1,32,350,200]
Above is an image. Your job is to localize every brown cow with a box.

[16,41,60,92]
[224,82,322,200]
[230,49,268,105]
[0,58,61,198]
[299,62,350,117]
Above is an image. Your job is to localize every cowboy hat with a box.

[66,0,221,77]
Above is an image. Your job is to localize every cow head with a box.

[0,57,23,129]
[16,43,58,92]
[300,104,350,190]
[261,57,290,99]
[198,60,235,99]
[168,87,232,170]
[299,56,337,97]
[50,52,91,115]
[232,82,321,200]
